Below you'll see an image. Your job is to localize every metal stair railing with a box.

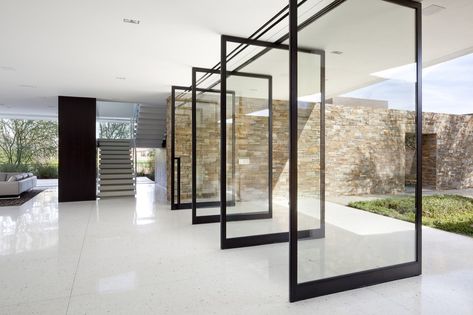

[131,104,140,192]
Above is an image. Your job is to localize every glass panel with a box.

[224,42,307,240]
[174,91,192,205]
[192,69,236,221]
[195,88,221,216]
[97,122,132,140]
[225,73,272,237]
[297,51,323,236]
[296,0,417,283]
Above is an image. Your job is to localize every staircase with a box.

[134,105,166,148]
[97,139,136,198]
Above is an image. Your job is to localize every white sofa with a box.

[0,172,37,197]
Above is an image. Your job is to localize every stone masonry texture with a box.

[167,95,473,200]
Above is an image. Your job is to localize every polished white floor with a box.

[0,184,472,314]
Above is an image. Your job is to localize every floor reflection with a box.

[0,190,58,256]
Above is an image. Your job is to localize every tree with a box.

[99,122,131,139]
[0,119,58,167]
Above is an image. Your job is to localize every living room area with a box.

[0,98,165,207]
[0,116,58,205]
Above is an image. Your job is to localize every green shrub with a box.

[32,164,58,179]
[0,163,31,173]
[0,163,58,179]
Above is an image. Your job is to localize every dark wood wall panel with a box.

[58,96,96,202]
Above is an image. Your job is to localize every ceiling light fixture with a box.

[19,84,37,88]
[331,51,343,55]
[123,18,140,24]
[116,77,127,80]
[423,4,446,16]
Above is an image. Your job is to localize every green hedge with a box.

[349,194,473,237]
[0,163,58,179]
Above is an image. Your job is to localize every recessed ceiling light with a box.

[123,18,140,24]
[0,66,16,71]
[331,51,343,55]
[423,4,446,16]
[19,84,37,88]
[116,77,126,80]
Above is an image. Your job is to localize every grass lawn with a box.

[348,194,473,237]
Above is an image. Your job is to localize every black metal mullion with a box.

[288,0,299,302]
[220,38,228,247]
[191,69,198,224]
[176,157,181,206]
[171,86,176,210]
[268,76,273,217]
[320,50,326,235]
[414,0,423,269]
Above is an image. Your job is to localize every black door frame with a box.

[288,0,422,302]
[220,35,326,249]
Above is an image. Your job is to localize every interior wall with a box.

[58,96,97,202]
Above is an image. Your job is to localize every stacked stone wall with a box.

[167,95,473,200]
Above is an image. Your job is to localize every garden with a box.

[349,194,473,237]
[0,119,58,179]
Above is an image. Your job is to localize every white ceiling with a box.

[0,0,472,118]
[0,0,287,118]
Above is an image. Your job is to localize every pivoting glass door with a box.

[192,67,272,225]
[288,0,422,301]
[220,35,325,249]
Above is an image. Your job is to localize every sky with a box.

[343,52,473,115]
